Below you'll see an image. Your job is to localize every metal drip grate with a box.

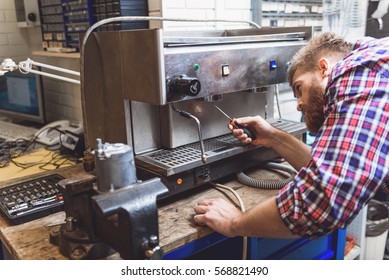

[145,134,241,168]
[137,119,306,174]
[186,134,240,152]
[147,147,202,167]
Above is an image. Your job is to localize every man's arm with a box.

[231,116,311,170]
[267,129,311,171]
[194,197,297,239]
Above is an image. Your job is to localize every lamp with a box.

[0,58,80,84]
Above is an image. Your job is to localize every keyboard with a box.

[0,120,38,141]
[0,174,65,224]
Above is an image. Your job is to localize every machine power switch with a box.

[168,74,201,97]
[269,60,278,70]
[221,64,230,76]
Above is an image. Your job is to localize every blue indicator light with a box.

[269,60,277,70]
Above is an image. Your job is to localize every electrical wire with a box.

[210,161,297,259]
[210,182,247,260]
[0,126,77,170]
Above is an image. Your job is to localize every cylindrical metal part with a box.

[65,216,74,232]
[94,139,137,192]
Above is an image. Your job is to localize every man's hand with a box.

[193,198,242,237]
[229,116,275,148]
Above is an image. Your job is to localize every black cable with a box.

[0,126,75,170]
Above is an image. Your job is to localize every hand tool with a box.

[212,104,256,140]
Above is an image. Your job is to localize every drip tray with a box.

[135,119,306,176]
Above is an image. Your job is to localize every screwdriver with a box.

[212,104,256,141]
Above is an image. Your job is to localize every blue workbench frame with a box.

[163,229,346,260]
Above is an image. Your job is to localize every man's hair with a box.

[287,32,353,85]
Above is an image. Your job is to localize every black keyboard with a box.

[0,174,65,224]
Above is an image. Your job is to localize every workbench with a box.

[0,161,346,260]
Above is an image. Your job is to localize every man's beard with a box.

[301,78,325,134]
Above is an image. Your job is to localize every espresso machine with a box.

[81,26,311,198]
[48,25,313,260]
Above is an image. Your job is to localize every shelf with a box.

[32,51,80,59]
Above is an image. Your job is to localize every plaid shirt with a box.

[276,37,389,238]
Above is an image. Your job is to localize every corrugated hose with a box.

[236,161,297,190]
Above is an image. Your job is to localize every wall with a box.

[0,0,82,124]
[31,55,82,122]
[0,0,40,63]
[148,0,252,29]
[322,0,368,42]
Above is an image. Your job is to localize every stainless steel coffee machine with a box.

[81,26,311,197]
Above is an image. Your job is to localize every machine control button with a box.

[269,60,277,70]
[168,74,201,96]
[222,64,230,76]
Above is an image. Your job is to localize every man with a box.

[193,32,389,239]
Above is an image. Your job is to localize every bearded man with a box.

[193,32,389,239]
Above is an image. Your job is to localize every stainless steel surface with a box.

[159,90,267,149]
[211,103,233,120]
[130,101,161,155]
[163,31,307,46]
[116,27,311,105]
[164,40,304,103]
[81,26,309,196]
[170,104,207,164]
[163,27,312,44]
[136,134,242,176]
[94,139,137,192]
[136,119,306,177]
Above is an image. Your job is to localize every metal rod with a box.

[211,103,232,121]
[170,104,207,164]
[22,68,80,84]
[274,84,282,119]
[81,16,261,57]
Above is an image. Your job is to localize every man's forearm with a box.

[231,197,297,239]
[269,129,311,170]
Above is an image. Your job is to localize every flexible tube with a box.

[236,161,297,190]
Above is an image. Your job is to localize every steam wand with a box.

[170,103,207,164]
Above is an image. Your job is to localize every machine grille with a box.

[147,147,202,167]
[146,134,240,168]
[186,134,240,151]
[137,119,306,173]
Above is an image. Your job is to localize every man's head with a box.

[288,32,352,133]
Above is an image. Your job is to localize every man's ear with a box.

[318,58,330,78]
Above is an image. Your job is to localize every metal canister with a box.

[94,138,137,192]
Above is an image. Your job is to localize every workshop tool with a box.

[49,139,168,260]
[212,103,256,141]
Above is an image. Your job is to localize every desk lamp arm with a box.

[0,58,80,85]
